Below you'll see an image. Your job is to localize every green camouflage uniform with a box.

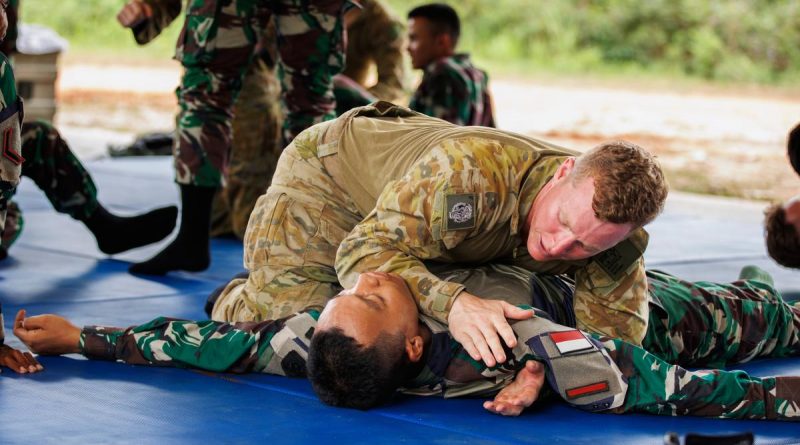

[1,121,101,250]
[173,0,346,188]
[131,0,284,238]
[332,0,407,115]
[0,52,23,249]
[213,102,650,346]
[408,54,495,127]
[78,269,800,420]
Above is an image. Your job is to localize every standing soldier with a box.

[126,0,348,275]
[0,0,43,375]
[406,3,494,127]
[117,0,284,240]
[333,0,408,115]
[0,1,178,261]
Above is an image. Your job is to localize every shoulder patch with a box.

[444,193,476,231]
[593,240,642,280]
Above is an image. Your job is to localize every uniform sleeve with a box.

[131,0,183,45]
[365,20,407,103]
[408,67,470,126]
[335,144,516,323]
[572,230,651,345]
[79,311,318,376]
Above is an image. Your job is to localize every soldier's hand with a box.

[117,0,153,29]
[13,310,81,356]
[0,343,43,374]
[447,292,534,367]
[483,360,545,416]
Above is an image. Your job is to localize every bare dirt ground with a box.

[54,59,800,202]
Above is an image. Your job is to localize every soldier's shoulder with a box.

[0,54,17,108]
[423,57,470,86]
[586,230,647,283]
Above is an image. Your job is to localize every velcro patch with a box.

[593,240,642,280]
[549,330,593,355]
[566,381,610,400]
[444,193,476,231]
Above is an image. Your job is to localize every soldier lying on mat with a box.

[12,267,800,420]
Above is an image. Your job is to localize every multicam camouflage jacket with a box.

[408,54,495,127]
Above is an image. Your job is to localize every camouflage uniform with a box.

[408,54,495,127]
[0,52,23,249]
[1,121,101,250]
[212,102,650,345]
[333,0,407,115]
[131,0,284,238]
[78,269,800,420]
[173,0,346,189]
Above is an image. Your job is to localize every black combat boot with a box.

[82,204,178,255]
[129,184,215,275]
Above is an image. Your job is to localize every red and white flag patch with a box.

[549,330,593,355]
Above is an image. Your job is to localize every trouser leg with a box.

[643,269,800,368]
[212,123,360,321]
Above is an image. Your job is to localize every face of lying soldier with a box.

[525,158,634,262]
[316,271,425,361]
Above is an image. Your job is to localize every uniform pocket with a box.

[244,190,324,269]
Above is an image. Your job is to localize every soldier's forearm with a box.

[81,313,317,376]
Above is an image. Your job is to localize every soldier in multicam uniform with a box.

[406,4,494,127]
[332,0,408,116]
[127,0,348,275]
[117,0,283,240]
[0,0,41,374]
[13,266,800,420]
[206,101,667,368]
[0,1,179,260]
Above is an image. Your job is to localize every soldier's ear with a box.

[554,157,576,181]
[405,336,424,362]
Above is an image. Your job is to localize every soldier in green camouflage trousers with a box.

[129,0,348,275]
[13,268,800,420]
[406,4,494,126]
[174,0,346,186]
[118,0,283,239]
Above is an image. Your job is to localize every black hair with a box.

[408,3,460,45]
[764,203,800,269]
[307,328,411,409]
[788,122,800,176]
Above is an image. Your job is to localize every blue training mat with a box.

[1,157,799,444]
